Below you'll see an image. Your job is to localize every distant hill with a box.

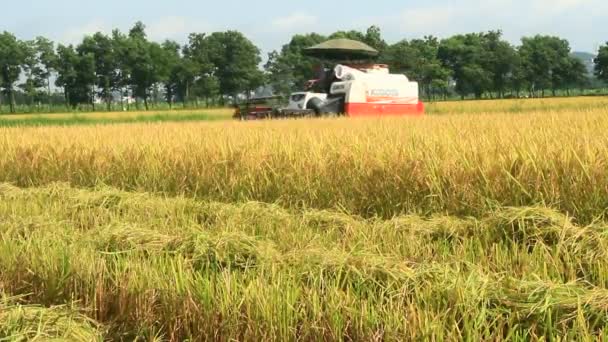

[571,51,596,75]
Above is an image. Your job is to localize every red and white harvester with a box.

[235,39,424,120]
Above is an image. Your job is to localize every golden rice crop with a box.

[0,294,102,341]
[426,95,608,114]
[2,184,608,340]
[2,97,608,340]
[1,104,607,222]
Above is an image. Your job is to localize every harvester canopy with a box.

[303,39,379,61]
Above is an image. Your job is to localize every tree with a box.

[75,52,97,107]
[437,31,522,99]
[329,30,365,42]
[19,38,60,108]
[55,44,78,107]
[519,36,551,97]
[547,38,576,96]
[509,54,528,97]
[383,36,450,100]
[19,40,44,106]
[35,37,57,100]
[128,38,156,110]
[173,54,198,107]
[123,22,164,110]
[438,33,493,99]
[111,29,132,109]
[55,44,95,108]
[204,31,263,101]
[184,33,218,104]
[129,21,147,41]
[363,26,388,53]
[78,32,118,110]
[264,33,326,96]
[483,31,518,98]
[595,43,608,84]
[264,51,293,96]
[554,55,588,95]
[161,40,182,107]
[0,31,26,113]
[518,35,574,97]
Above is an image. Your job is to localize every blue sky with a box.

[5,0,608,55]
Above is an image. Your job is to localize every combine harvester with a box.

[235,39,424,120]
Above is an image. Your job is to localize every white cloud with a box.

[147,16,210,42]
[377,0,606,50]
[398,5,458,35]
[271,12,318,31]
[529,0,588,13]
[58,16,210,45]
[61,20,110,44]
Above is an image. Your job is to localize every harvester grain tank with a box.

[235,38,424,119]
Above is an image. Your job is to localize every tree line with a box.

[267,27,608,100]
[1,23,608,113]
[0,22,263,113]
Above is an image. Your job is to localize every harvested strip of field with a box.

[0,107,232,120]
[0,108,233,127]
[1,183,608,340]
[1,111,607,222]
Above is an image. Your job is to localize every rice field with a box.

[426,96,608,114]
[1,97,608,341]
[1,96,607,127]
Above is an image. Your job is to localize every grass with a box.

[1,96,608,340]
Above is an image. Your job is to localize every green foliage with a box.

[264,33,326,96]
[265,27,389,97]
[595,43,608,84]
[519,35,588,97]
[485,31,519,97]
[54,44,96,108]
[75,53,96,105]
[204,31,263,100]
[184,33,220,102]
[0,23,603,113]
[78,32,118,110]
[19,40,44,104]
[0,31,27,112]
[55,44,80,107]
[383,36,451,99]
[123,22,163,110]
[438,31,514,99]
